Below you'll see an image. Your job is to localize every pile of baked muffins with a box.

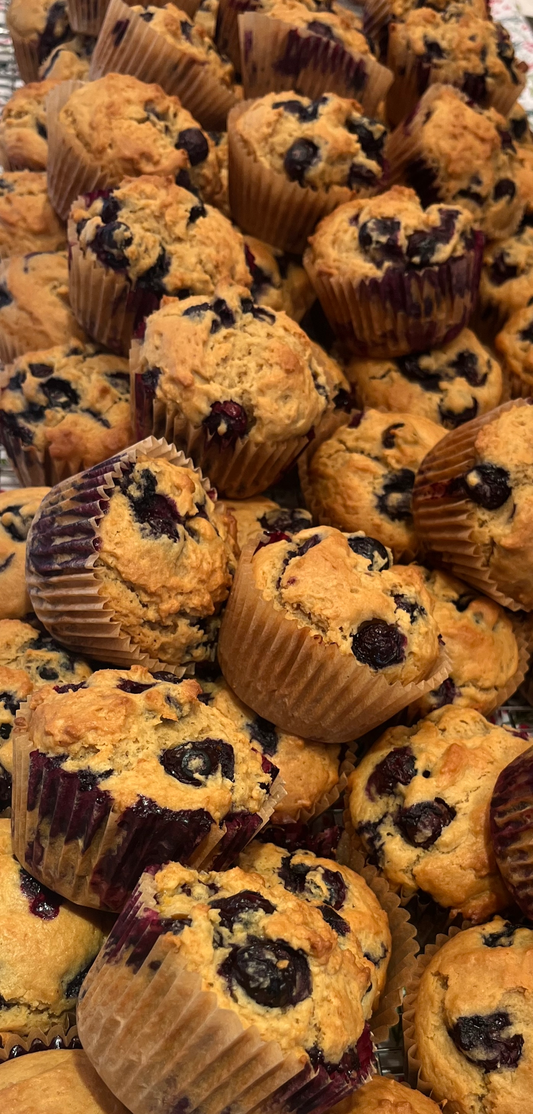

[2,0,533,1109]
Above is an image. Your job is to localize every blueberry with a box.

[348,163,378,189]
[19,868,63,920]
[406,231,439,268]
[248,716,278,755]
[121,466,184,540]
[319,904,350,935]
[188,202,207,225]
[180,17,193,38]
[176,128,209,166]
[396,353,441,392]
[0,504,32,543]
[381,421,404,448]
[422,36,444,60]
[279,855,347,908]
[427,677,458,709]
[92,221,133,270]
[397,798,456,848]
[259,508,312,536]
[0,764,12,810]
[454,592,475,612]
[489,253,519,285]
[218,937,311,1008]
[393,594,425,623]
[439,400,478,428]
[210,297,236,330]
[347,534,391,570]
[37,0,71,64]
[28,362,54,379]
[118,678,155,694]
[462,72,487,103]
[366,746,416,800]
[376,468,415,522]
[137,249,170,294]
[112,18,129,45]
[493,178,516,201]
[482,923,516,948]
[306,19,338,39]
[64,961,93,1000]
[358,217,402,263]
[450,1012,524,1072]
[203,400,248,443]
[40,376,79,410]
[345,119,385,164]
[160,739,235,786]
[450,350,487,388]
[210,890,275,930]
[283,138,319,185]
[244,244,273,296]
[53,681,88,694]
[352,619,406,669]
[455,463,511,510]
[273,98,324,123]
[0,285,12,310]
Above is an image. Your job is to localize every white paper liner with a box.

[46,79,111,222]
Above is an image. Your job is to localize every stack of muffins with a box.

[2,0,533,1109]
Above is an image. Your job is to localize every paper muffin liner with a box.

[46,80,112,222]
[238,11,392,115]
[303,232,484,358]
[25,436,217,670]
[503,367,533,402]
[77,882,376,1114]
[67,0,111,34]
[216,0,255,69]
[412,397,531,610]
[0,1022,80,1063]
[217,541,450,744]
[273,746,356,827]
[9,32,40,82]
[228,102,356,255]
[402,927,463,1108]
[89,0,237,130]
[362,0,396,60]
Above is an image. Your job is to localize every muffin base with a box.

[273,747,356,827]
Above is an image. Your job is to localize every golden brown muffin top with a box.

[0,171,66,258]
[0,1050,128,1113]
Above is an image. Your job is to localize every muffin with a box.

[6,0,72,81]
[12,667,284,909]
[363,0,489,61]
[385,85,525,241]
[194,0,218,34]
[337,1077,442,1113]
[131,284,348,497]
[345,329,503,429]
[304,186,483,357]
[409,919,533,1113]
[0,81,59,173]
[243,236,315,322]
[0,667,33,814]
[46,73,223,221]
[0,343,132,487]
[218,525,446,743]
[89,0,238,131]
[228,93,388,252]
[218,496,312,548]
[479,207,533,334]
[348,706,529,920]
[490,744,533,921]
[413,567,524,717]
[38,34,95,80]
[496,302,533,398]
[0,818,106,1040]
[386,9,526,127]
[26,442,237,669]
[77,861,374,1114]
[413,399,533,610]
[0,172,66,259]
[0,488,50,621]
[239,841,392,1017]
[68,176,250,355]
[0,252,86,364]
[0,1050,129,1114]
[508,100,533,148]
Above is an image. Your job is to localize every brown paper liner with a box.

[274,747,356,827]
[218,541,450,744]
[0,1022,80,1063]
[89,0,237,130]
[228,102,357,255]
[303,234,484,358]
[9,32,40,82]
[25,436,215,671]
[46,80,111,222]
[67,0,111,34]
[362,0,395,60]
[238,11,392,115]
[412,397,531,610]
[402,927,463,1109]
[503,368,533,401]
[216,0,255,69]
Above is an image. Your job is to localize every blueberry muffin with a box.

[77,861,374,1112]
[495,302,533,398]
[218,496,312,548]
[69,176,250,354]
[0,666,33,814]
[0,252,86,363]
[387,85,525,241]
[132,284,348,497]
[0,344,132,485]
[302,409,444,561]
[247,0,374,72]
[0,81,59,172]
[6,0,72,80]
[0,488,50,622]
[0,818,106,1038]
[239,841,392,1017]
[38,33,95,80]
[363,0,488,60]
[243,236,315,323]
[345,330,503,430]
[413,919,533,1113]
[14,667,283,909]
[0,1050,129,1114]
[508,101,533,148]
[348,706,529,920]
[413,567,522,717]
[340,1077,442,1113]
[0,172,66,259]
[194,0,218,35]
[304,186,482,356]
[480,207,533,330]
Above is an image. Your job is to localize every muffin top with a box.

[0,618,93,687]
[380,0,486,19]
[0,1050,129,1114]
[0,80,58,172]
[239,841,391,1017]
[328,1075,442,1113]
[480,207,533,316]
[129,4,235,88]
[0,251,86,356]
[414,918,533,1114]
[346,330,502,431]
[257,0,371,58]
[0,487,49,621]
[234,93,388,193]
[0,171,66,257]
[0,343,132,469]
[251,525,440,683]
[307,187,476,281]
[134,285,344,444]
[6,0,70,52]
[0,818,106,1035]
[304,409,444,560]
[218,495,312,548]
[70,177,249,297]
[59,75,222,203]
[38,34,95,81]
[348,706,528,920]
[243,235,314,322]
[415,567,520,717]
[405,85,525,240]
[495,302,533,386]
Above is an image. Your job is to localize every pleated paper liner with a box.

[362,0,397,61]
[0,1022,80,1064]
[9,32,40,82]
[67,0,112,35]
[238,12,392,114]
[412,397,531,611]
[273,746,356,827]
[227,102,358,255]
[89,0,238,131]
[218,541,450,744]
[216,0,256,69]
[77,879,375,1114]
[303,234,484,358]
[25,436,213,671]
[46,80,111,221]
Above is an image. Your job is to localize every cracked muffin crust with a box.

[340,1075,443,1113]
[345,330,503,430]
[348,706,529,920]
[413,918,533,1114]
[0,818,106,1038]
[0,80,59,172]
[243,236,315,322]
[238,841,392,1018]
[303,409,444,560]
[0,487,49,621]
[0,172,66,258]
[0,1049,130,1114]
[0,251,86,361]
[218,496,312,549]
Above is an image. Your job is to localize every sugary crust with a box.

[0,1050,129,1114]
[0,487,49,620]
[0,172,66,257]
[0,251,86,356]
